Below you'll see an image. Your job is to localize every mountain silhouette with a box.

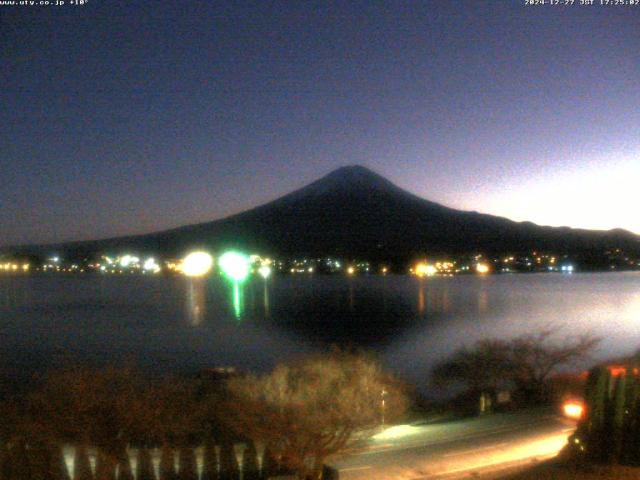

[8,166,640,264]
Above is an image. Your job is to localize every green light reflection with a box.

[233,281,243,319]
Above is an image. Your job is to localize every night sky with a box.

[1,1,639,246]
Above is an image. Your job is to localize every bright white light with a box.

[258,265,272,279]
[182,251,214,277]
[143,258,161,273]
[120,255,135,267]
[219,251,249,281]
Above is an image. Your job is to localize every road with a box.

[330,408,576,480]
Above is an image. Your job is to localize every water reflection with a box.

[262,281,270,316]
[478,286,489,314]
[2,273,640,399]
[186,279,206,326]
[417,281,425,315]
[348,280,354,311]
[232,281,243,319]
[442,285,452,314]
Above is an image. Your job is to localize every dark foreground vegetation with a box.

[430,329,600,412]
[571,362,640,465]
[0,351,406,480]
[507,355,640,479]
[2,330,635,480]
[505,456,640,480]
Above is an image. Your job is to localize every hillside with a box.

[6,166,640,263]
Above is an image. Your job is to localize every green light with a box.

[219,251,250,282]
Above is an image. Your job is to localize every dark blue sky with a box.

[1,1,639,246]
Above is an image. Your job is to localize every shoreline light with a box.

[182,251,214,277]
[476,263,490,274]
[258,265,272,279]
[415,262,437,277]
[219,251,249,282]
[143,257,161,273]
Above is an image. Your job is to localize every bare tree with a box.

[431,339,513,394]
[509,329,601,402]
[223,351,408,480]
[432,329,601,405]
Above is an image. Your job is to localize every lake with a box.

[0,272,638,394]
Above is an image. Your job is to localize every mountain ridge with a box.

[3,165,639,263]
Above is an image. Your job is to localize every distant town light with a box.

[415,262,437,277]
[347,266,355,275]
[476,263,490,274]
[143,257,161,273]
[219,251,249,281]
[120,255,136,268]
[258,265,272,279]
[182,251,214,277]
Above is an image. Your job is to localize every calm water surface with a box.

[1,273,639,392]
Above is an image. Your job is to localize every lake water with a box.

[1,273,639,394]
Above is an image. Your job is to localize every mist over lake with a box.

[1,273,638,394]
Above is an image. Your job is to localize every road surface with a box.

[330,408,576,479]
